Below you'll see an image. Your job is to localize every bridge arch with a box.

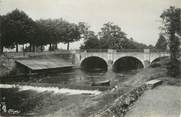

[113,56,144,72]
[80,56,108,72]
[151,56,169,64]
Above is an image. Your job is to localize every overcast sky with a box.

[0,0,181,49]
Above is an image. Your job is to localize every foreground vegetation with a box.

[160,6,181,77]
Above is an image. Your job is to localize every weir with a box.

[15,55,74,73]
[0,84,101,95]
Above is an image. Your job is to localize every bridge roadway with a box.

[12,49,169,72]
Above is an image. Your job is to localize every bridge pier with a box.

[107,49,115,70]
[143,49,151,67]
[143,60,151,67]
[107,63,113,71]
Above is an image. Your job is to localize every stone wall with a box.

[92,84,147,117]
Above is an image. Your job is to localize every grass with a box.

[0,88,66,116]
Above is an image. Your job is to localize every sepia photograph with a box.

[0,0,181,117]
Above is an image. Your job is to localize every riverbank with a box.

[91,57,180,117]
[125,85,181,117]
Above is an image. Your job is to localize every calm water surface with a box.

[1,68,138,88]
[31,69,137,86]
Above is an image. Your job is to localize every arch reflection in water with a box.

[113,56,144,72]
[81,56,108,72]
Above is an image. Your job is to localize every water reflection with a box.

[0,68,139,89]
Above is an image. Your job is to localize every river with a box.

[1,68,138,88]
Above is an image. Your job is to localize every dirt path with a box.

[126,85,181,117]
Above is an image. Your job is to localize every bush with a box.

[167,59,180,77]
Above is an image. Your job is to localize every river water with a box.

[1,68,138,88]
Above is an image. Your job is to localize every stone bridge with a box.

[7,49,169,72]
[72,49,169,72]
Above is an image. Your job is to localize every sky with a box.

[0,0,181,49]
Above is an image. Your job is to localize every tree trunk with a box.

[33,45,35,52]
[0,44,3,55]
[49,43,52,51]
[67,42,70,50]
[16,43,19,53]
[29,43,32,52]
[41,45,43,52]
[22,44,25,52]
[22,44,25,56]
[55,43,58,50]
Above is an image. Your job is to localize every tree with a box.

[160,6,181,77]
[34,20,50,51]
[98,22,127,49]
[1,9,36,52]
[37,19,80,51]
[155,34,168,50]
[98,22,148,50]
[36,19,60,51]
[62,23,80,50]
[78,22,90,39]
[80,31,100,49]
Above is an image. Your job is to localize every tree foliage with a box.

[78,22,90,39]
[98,22,127,49]
[0,9,81,52]
[1,9,36,52]
[80,31,100,49]
[81,22,148,50]
[155,34,168,50]
[37,19,81,50]
[35,19,61,51]
[0,9,151,52]
[160,6,181,77]
[62,23,80,50]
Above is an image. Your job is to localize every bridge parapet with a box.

[78,49,169,53]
